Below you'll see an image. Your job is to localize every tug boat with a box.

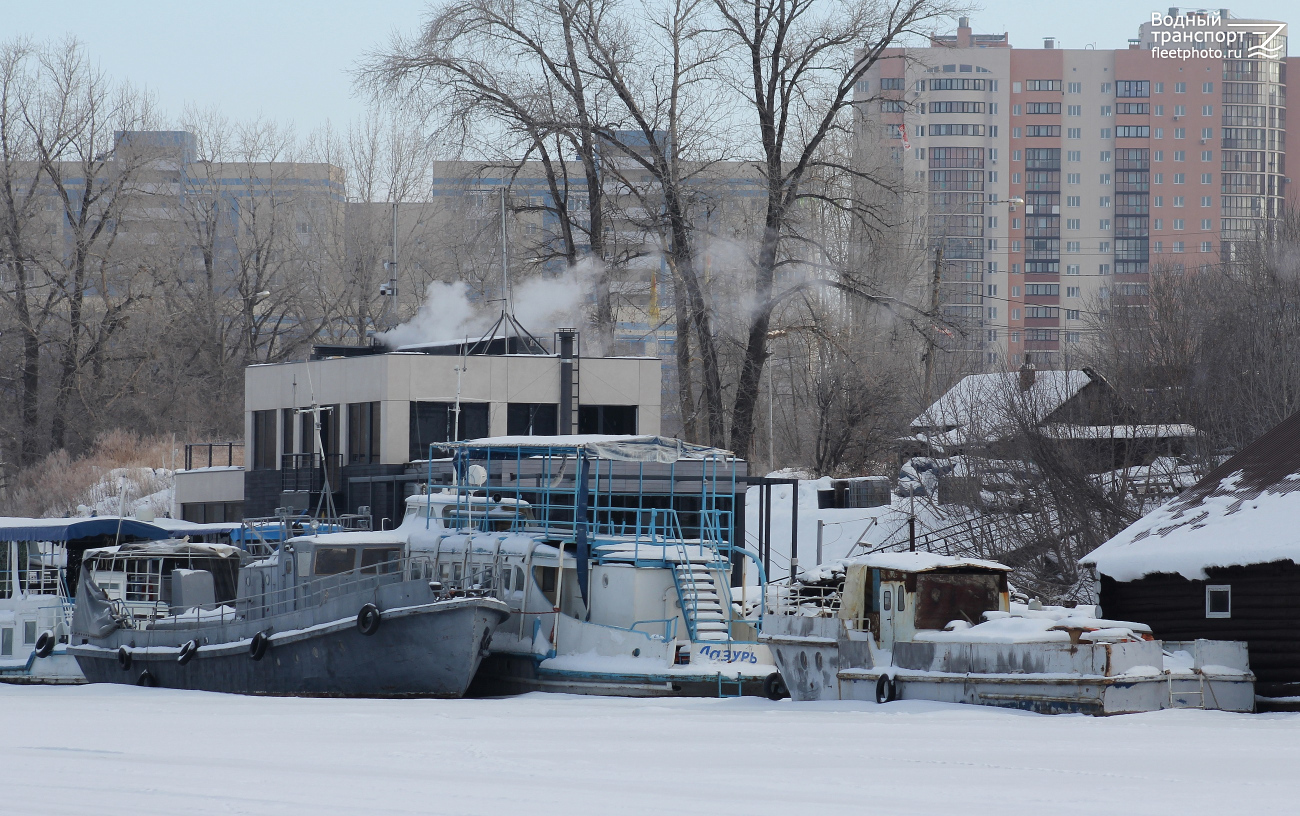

[398,436,781,698]
[65,534,509,697]
[761,551,1255,714]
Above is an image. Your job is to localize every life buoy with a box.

[249,631,270,661]
[137,670,157,687]
[763,672,789,701]
[34,631,55,659]
[875,673,897,704]
[177,640,199,665]
[357,604,381,636]
[117,646,132,671]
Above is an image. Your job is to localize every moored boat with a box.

[66,535,509,697]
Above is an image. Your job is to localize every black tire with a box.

[875,673,896,704]
[357,603,382,636]
[249,631,269,661]
[137,670,157,687]
[117,646,132,671]
[33,631,55,659]
[763,672,789,701]
[177,640,198,666]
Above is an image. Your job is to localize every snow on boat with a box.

[401,436,781,697]
[65,535,509,697]
[760,551,1254,714]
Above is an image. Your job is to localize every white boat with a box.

[761,551,1255,714]
[395,436,782,698]
[0,516,173,684]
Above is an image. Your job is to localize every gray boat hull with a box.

[71,596,509,698]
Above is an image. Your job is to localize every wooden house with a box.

[1083,410,1300,703]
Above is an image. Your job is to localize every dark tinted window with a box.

[360,547,402,574]
[314,547,357,576]
[578,405,638,435]
[507,403,558,436]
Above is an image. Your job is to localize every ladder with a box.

[674,561,730,642]
[1168,673,1207,709]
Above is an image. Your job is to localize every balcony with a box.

[184,442,244,470]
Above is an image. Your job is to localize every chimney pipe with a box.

[557,328,578,434]
[1018,360,1037,392]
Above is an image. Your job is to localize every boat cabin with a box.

[82,540,243,618]
[789,552,1011,649]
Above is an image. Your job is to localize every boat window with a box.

[359,547,401,574]
[1,628,11,656]
[897,590,905,612]
[314,547,358,576]
[23,620,36,645]
[882,590,892,611]
[515,566,525,593]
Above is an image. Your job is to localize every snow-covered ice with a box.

[1,685,1296,815]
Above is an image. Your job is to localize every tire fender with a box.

[177,640,199,666]
[34,631,56,659]
[117,646,132,671]
[249,631,270,661]
[357,604,381,636]
[875,672,897,704]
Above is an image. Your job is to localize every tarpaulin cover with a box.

[71,567,121,639]
[450,434,732,463]
[0,516,172,543]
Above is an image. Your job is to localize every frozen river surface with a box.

[1,684,1296,815]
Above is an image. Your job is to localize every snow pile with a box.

[799,551,1009,583]
[72,466,174,519]
[915,602,1152,644]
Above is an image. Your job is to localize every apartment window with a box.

[1174,150,1186,162]
[881,100,905,113]
[1201,150,1212,162]
[1067,82,1081,94]
[1201,242,1213,253]
[1100,128,1112,138]
[1025,125,1060,137]
[1066,241,1081,252]
[1173,241,1184,253]
[1173,173,1185,184]
[880,78,905,90]
[1153,150,1164,162]
[1174,105,1186,116]
[1153,219,1163,230]
[1012,104,1022,116]
[1099,241,1111,252]
[1202,82,1214,93]
[1206,585,1231,618]
[1116,103,1149,114]
[1011,309,1020,321]
[1173,196,1185,207]
[1100,151,1112,162]
[915,148,925,160]
[1154,173,1163,184]
[988,171,998,182]
[1116,80,1149,98]
[1201,127,1213,139]
[1153,127,1164,138]
[1012,173,1021,184]
[1066,218,1081,230]
[1099,263,1111,275]
[1154,196,1163,207]
[1115,126,1149,138]
[987,284,998,296]
[1065,308,1080,320]
[1066,264,1081,275]
[1012,127,1022,138]
[1202,105,1213,116]
[1066,196,1081,207]
[1066,286,1081,298]
[987,330,998,342]
[989,103,998,114]
[1026,80,1062,91]
[1100,105,1112,116]
[1011,218,1019,230]
[1174,82,1186,93]
[1153,241,1163,252]
[1012,150,1022,161]
[987,239,999,250]
[1201,196,1212,207]
[1174,128,1185,139]
[1201,173,1212,184]
[1099,196,1111,208]
[1154,105,1164,116]
[1011,286,1020,297]
[987,216,999,228]
[1067,105,1082,116]
[1099,219,1111,231]
[989,148,998,161]
[252,410,277,470]
[1026,284,1059,296]
[1067,150,1081,162]
[1100,82,1112,94]
[987,307,998,319]
[1100,174,1111,185]
[1011,240,1020,252]
[1067,128,1081,139]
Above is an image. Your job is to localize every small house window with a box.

[1206,585,1231,618]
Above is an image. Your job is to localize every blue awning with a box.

[0,516,172,543]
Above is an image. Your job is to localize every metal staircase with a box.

[673,560,730,642]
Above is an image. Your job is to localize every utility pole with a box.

[922,244,944,408]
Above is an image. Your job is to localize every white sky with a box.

[3,1,1294,135]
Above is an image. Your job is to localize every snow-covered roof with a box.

[290,531,410,546]
[1083,409,1300,581]
[804,551,1010,580]
[911,370,1094,438]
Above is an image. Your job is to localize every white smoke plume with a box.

[379,261,599,349]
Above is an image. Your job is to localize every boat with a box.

[64,533,510,697]
[0,516,173,685]
[760,551,1255,714]
[399,436,782,697]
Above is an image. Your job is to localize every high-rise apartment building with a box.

[859,9,1290,369]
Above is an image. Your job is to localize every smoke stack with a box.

[557,328,579,434]
[1018,360,1037,392]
